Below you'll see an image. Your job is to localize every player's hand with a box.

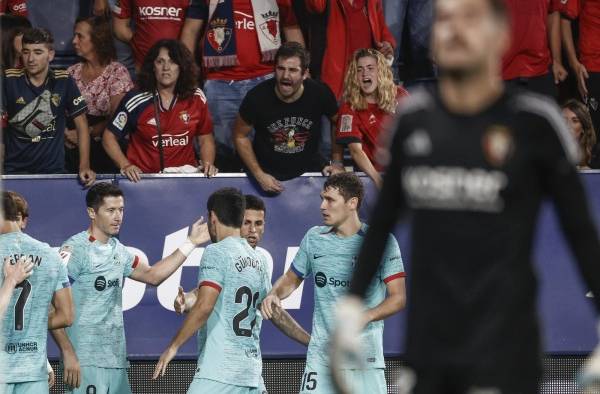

[63,349,81,388]
[330,295,368,394]
[3,256,34,287]
[256,172,284,194]
[188,217,209,246]
[322,163,345,177]
[120,163,143,183]
[574,60,590,100]
[261,293,282,320]
[48,366,56,388]
[199,161,219,178]
[552,61,568,84]
[376,41,394,59]
[153,346,178,379]
[174,286,186,314]
[78,167,96,188]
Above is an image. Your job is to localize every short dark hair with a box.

[138,39,198,99]
[7,191,28,219]
[75,16,116,66]
[275,42,310,72]
[22,28,54,49]
[86,182,124,211]
[207,188,246,228]
[1,14,32,69]
[323,173,364,209]
[2,192,19,222]
[244,195,266,214]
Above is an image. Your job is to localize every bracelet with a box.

[178,237,196,257]
[330,160,344,166]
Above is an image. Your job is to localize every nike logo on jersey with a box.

[313,254,326,259]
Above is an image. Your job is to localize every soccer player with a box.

[154,188,309,393]
[50,182,209,393]
[261,173,406,394]
[0,192,74,392]
[1,28,95,185]
[336,48,409,188]
[331,0,600,393]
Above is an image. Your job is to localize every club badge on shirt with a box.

[482,125,514,167]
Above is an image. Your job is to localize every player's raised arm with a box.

[153,284,219,379]
[262,269,304,320]
[174,286,198,314]
[129,218,209,286]
[263,302,310,346]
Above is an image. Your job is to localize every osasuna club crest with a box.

[482,125,514,167]
[259,10,280,44]
[207,17,233,53]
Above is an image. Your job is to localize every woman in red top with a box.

[335,48,408,188]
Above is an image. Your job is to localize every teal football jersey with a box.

[61,232,138,368]
[291,224,404,369]
[193,236,271,388]
[0,232,70,383]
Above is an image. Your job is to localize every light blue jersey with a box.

[193,236,271,389]
[61,232,138,368]
[291,224,404,369]
[0,232,70,383]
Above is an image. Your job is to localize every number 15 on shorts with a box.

[302,371,317,391]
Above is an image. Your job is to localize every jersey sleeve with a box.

[378,234,405,284]
[107,92,135,138]
[111,0,131,19]
[277,0,299,27]
[55,255,71,292]
[194,90,213,136]
[119,243,139,278]
[335,104,363,145]
[238,90,257,126]
[60,241,82,281]
[186,0,208,20]
[198,245,226,292]
[65,76,87,119]
[320,82,339,118]
[290,231,312,279]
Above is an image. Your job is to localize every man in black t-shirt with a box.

[329,0,600,393]
[233,42,344,193]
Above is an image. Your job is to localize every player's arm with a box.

[129,218,209,286]
[0,256,33,318]
[49,329,81,388]
[174,286,198,314]
[48,287,74,329]
[548,10,567,84]
[561,16,589,99]
[262,270,303,320]
[347,142,383,189]
[72,113,95,187]
[262,302,310,346]
[153,285,219,378]
[197,134,217,177]
[102,128,142,182]
[112,16,133,43]
[233,114,284,193]
[364,277,406,323]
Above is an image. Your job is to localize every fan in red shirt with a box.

[180,0,305,171]
[560,0,600,143]
[103,40,218,182]
[502,0,566,98]
[112,0,193,69]
[0,0,27,16]
[335,48,408,188]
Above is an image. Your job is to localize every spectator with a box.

[1,28,95,186]
[66,16,134,174]
[305,0,395,99]
[0,0,27,16]
[181,0,305,171]
[562,99,597,169]
[561,0,600,139]
[112,0,192,72]
[233,42,342,193]
[502,0,566,97]
[6,191,28,230]
[0,15,31,70]
[103,39,217,182]
[336,48,408,188]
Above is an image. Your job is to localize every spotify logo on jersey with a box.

[315,272,327,288]
[95,276,107,291]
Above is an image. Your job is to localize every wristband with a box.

[178,237,195,257]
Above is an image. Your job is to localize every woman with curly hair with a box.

[103,39,218,181]
[562,99,597,169]
[66,16,133,173]
[335,48,409,188]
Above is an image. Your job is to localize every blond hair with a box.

[342,48,397,114]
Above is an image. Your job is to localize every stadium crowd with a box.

[2,0,598,187]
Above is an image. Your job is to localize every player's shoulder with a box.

[123,90,153,112]
[308,225,334,238]
[62,231,89,247]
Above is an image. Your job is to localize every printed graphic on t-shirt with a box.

[267,116,313,154]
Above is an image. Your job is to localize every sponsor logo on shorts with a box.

[5,341,38,354]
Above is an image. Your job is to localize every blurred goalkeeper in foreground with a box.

[331,0,600,393]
